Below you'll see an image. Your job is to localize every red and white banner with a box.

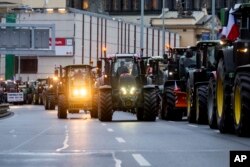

[49,38,73,56]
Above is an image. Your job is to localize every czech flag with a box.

[226,8,239,41]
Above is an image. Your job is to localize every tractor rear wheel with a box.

[233,72,250,137]
[207,77,218,129]
[90,94,98,118]
[216,59,234,133]
[187,78,196,123]
[143,89,157,121]
[196,85,208,124]
[58,95,67,119]
[98,90,113,122]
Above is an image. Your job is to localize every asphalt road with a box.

[0,105,249,167]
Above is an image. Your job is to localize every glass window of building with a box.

[152,0,161,10]
[145,0,152,10]
[122,0,132,11]
[113,0,122,11]
[132,0,140,10]
[83,0,89,10]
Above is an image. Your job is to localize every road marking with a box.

[9,127,51,152]
[188,124,198,128]
[132,154,151,166]
[214,130,220,133]
[9,129,15,134]
[112,152,122,167]
[56,125,69,152]
[115,137,126,143]
[107,128,114,132]
[102,123,107,126]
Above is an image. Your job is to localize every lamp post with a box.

[140,0,144,57]
[211,0,215,40]
[162,0,165,56]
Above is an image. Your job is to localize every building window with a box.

[113,0,121,11]
[145,0,152,10]
[83,0,89,9]
[132,0,140,10]
[15,57,38,74]
[122,0,131,11]
[152,0,161,10]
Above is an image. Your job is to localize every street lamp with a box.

[162,0,165,56]
[140,0,144,57]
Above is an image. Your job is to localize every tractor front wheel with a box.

[57,95,67,119]
[233,72,250,137]
[98,90,113,122]
[143,89,157,121]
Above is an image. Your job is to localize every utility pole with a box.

[162,0,165,56]
[211,0,215,40]
[140,0,144,57]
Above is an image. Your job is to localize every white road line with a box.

[56,125,69,152]
[112,152,122,167]
[132,154,151,166]
[9,129,15,134]
[9,127,51,152]
[107,128,114,132]
[214,130,220,133]
[115,137,126,143]
[188,124,198,128]
[102,123,107,126]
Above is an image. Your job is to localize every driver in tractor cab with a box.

[117,61,129,76]
[74,69,84,80]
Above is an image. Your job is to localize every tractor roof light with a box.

[237,48,248,53]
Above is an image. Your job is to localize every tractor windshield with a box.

[112,58,139,77]
[69,67,91,86]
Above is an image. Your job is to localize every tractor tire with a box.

[216,59,234,133]
[90,94,98,118]
[98,90,113,122]
[136,107,144,121]
[44,96,49,110]
[38,95,43,105]
[187,78,196,123]
[57,95,67,119]
[159,93,166,120]
[143,89,157,121]
[207,77,218,129]
[163,88,175,120]
[48,95,56,110]
[195,85,208,124]
[233,72,250,137]
[33,94,38,104]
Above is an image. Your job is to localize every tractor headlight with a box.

[73,88,87,96]
[120,87,127,95]
[169,72,173,76]
[130,87,136,95]
[49,84,53,88]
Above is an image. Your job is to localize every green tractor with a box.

[186,41,226,125]
[43,76,58,110]
[57,65,97,119]
[32,79,47,105]
[96,54,158,122]
[215,3,250,136]
[160,47,194,121]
